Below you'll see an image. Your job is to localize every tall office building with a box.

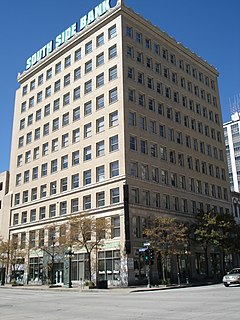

[224,112,240,192]
[8,0,231,285]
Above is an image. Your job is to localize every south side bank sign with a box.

[26,0,116,70]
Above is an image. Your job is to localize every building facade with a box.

[223,112,240,193]
[8,0,231,286]
[0,171,10,240]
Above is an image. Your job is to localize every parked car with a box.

[223,268,240,287]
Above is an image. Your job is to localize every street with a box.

[0,284,239,320]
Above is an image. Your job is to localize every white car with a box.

[223,268,240,287]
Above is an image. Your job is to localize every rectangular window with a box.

[65,55,71,68]
[110,187,120,204]
[84,170,91,185]
[85,41,92,54]
[96,165,105,182]
[110,135,119,151]
[83,195,91,210]
[109,87,118,103]
[110,160,119,177]
[108,25,117,39]
[72,174,79,189]
[74,67,81,80]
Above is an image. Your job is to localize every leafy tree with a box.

[144,217,188,283]
[65,216,108,283]
[193,210,239,277]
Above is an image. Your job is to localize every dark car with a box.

[223,268,240,287]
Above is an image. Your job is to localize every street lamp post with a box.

[184,244,190,285]
[66,246,74,288]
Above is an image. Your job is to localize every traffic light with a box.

[145,249,150,265]
[149,249,155,265]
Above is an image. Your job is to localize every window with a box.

[96,52,104,66]
[61,155,68,169]
[39,207,46,220]
[84,80,92,94]
[13,213,19,225]
[73,107,80,121]
[96,192,105,207]
[40,184,47,198]
[49,204,56,218]
[53,98,60,112]
[25,151,31,163]
[62,113,69,126]
[85,60,92,73]
[72,174,79,189]
[55,62,61,74]
[50,181,57,195]
[51,159,58,173]
[109,111,118,127]
[24,170,30,183]
[30,209,36,222]
[110,187,120,204]
[44,104,50,116]
[43,123,49,136]
[37,91,42,103]
[84,170,91,185]
[84,101,92,116]
[97,33,104,47]
[96,165,105,182]
[85,41,92,54]
[110,135,119,151]
[46,68,52,80]
[96,141,104,157]
[74,67,81,80]
[23,190,28,203]
[38,74,43,86]
[29,96,34,108]
[42,142,48,156]
[108,25,117,39]
[71,199,79,213]
[64,73,71,87]
[75,48,81,61]
[60,177,68,192]
[130,162,138,177]
[112,216,120,237]
[73,86,81,100]
[84,146,91,161]
[21,101,26,113]
[109,87,118,103]
[109,66,117,81]
[109,44,117,59]
[60,201,67,215]
[62,133,69,148]
[83,195,91,210]
[84,123,92,138]
[65,55,71,68]
[33,147,40,159]
[53,118,59,131]
[45,86,51,98]
[72,128,80,143]
[130,136,137,151]
[96,73,104,87]
[72,150,80,166]
[110,161,119,177]
[96,94,104,110]
[41,163,48,177]
[96,117,104,133]
[63,92,70,106]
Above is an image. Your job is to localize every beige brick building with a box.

[8,0,231,285]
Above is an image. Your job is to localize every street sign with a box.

[143,242,150,247]
[138,248,147,252]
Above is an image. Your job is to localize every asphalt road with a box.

[0,284,239,320]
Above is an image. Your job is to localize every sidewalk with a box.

[0,280,221,293]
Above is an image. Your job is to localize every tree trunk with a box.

[87,251,92,282]
[204,246,209,279]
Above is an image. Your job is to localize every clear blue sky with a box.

[0,0,240,172]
